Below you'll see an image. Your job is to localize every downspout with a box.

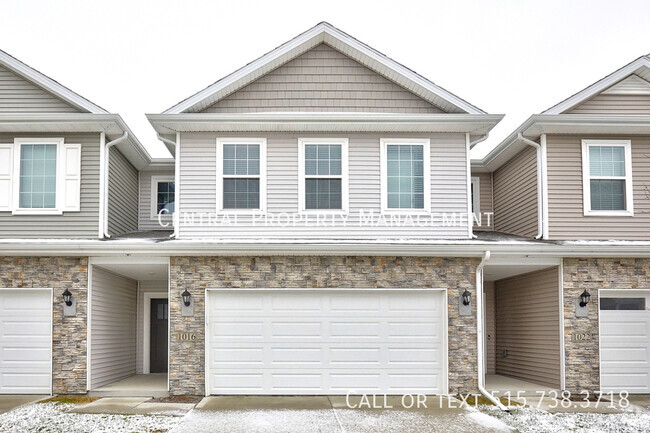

[540,134,549,240]
[466,133,489,239]
[156,133,178,239]
[102,131,128,238]
[517,133,544,239]
[476,251,508,411]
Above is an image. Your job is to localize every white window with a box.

[582,140,634,216]
[380,138,431,213]
[150,175,175,219]
[471,176,480,217]
[298,138,349,213]
[0,138,80,215]
[216,138,267,213]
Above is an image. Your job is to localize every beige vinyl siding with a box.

[473,172,493,231]
[493,146,538,237]
[107,147,138,236]
[484,281,496,375]
[568,94,650,114]
[178,132,470,239]
[201,43,444,114]
[139,169,175,231]
[546,135,650,240]
[0,64,80,113]
[136,280,167,374]
[495,267,561,389]
[90,266,137,389]
[0,133,100,238]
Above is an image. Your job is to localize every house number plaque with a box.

[176,332,197,341]
[571,333,592,342]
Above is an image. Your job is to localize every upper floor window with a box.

[298,138,349,213]
[150,176,174,218]
[19,143,57,209]
[582,140,633,216]
[216,138,267,212]
[380,138,430,213]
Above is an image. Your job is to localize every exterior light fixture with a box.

[62,289,72,306]
[579,290,591,308]
[181,289,191,307]
[462,290,471,306]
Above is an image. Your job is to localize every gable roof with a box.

[164,22,486,115]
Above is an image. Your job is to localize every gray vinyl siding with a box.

[178,132,470,239]
[547,135,650,240]
[473,171,493,231]
[484,280,496,375]
[495,267,561,388]
[0,64,80,113]
[493,146,538,237]
[107,147,138,236]
[139,169,175,231]
[136,280,167,374]
[568,94,650,114]
[201,44,444,114]
[0,133,100,238]
[90,266,137,389]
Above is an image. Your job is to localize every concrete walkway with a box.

[70,397,195,416]
[0,395,48,414]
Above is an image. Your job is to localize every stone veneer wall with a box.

[170,256,479,396]
[0,257,88,394]
[563,258,650,394]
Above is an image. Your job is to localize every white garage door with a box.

[0,289,52,394]
[600,291,650,393]
[206,289,447,395]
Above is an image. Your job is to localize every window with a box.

[600,297,646,311]
[150,176,175,218]
[582,140,633,216]
[471,177,480,217]
[380,138,430,212]
[298,138,349,212]
[19,144,57,209]
[217,138,266,212]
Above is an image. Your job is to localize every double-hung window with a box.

[381,138,430,213]
[298,138,349,212]
[150,176,175,218]
[582,140,633,216]
[217,138,266,212]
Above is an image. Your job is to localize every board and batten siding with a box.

[200,43,444,114]
[546,135,650,240]
[473,171,493,231]
[139,169,175,231]
[493,146,538,237]
[0,64,80,113]
[495,267,561,389]
[107,147,138,236]
[90,266,137,389]
[484,280,496,375]
[178,132,470,239]
[568,94,650,114]
[136,280,167,374]
[0,133,100,238]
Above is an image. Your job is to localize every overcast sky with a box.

[1,0,649,159]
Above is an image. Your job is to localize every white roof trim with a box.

[0,49,108,114]
[163,22,485,115]
[544,55,650,115]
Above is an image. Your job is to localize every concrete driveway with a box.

[0,395,47,414]
[171,396,514,433]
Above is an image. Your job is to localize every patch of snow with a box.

[466,409,513,431]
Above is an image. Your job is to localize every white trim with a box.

[87,262,93,390]
[297,138,349,214]
[204,287,210,397]
[150,175,175,220]
[465,134,473,238]
[540,134,550,239]
[471,177,481,221]
[98,133,106,239]
[216,137,267,214]
[380,138,431,214]
[174,132,180,238]
[581,139,634,216]
[143,291,168,375]
[558,262,566,391]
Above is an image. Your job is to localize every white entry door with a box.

[0,289,52,394]
[600,290,650,393]
[206,289,447,395]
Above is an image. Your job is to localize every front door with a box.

[150,298,168,373]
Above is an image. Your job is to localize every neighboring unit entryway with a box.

[206,289,447,395]
[0,289,52,394]
[600,290,650,393]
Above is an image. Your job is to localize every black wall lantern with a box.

[181,289,192,307]
[62,289,73,306]
[462,289,471,306]
[579,290,591,308]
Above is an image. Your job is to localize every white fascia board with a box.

[0,49,107,114]
[544,56,650,115]
[163,22,486,115]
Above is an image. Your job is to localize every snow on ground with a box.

[479,405,650,433]
[0,402,180,433]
